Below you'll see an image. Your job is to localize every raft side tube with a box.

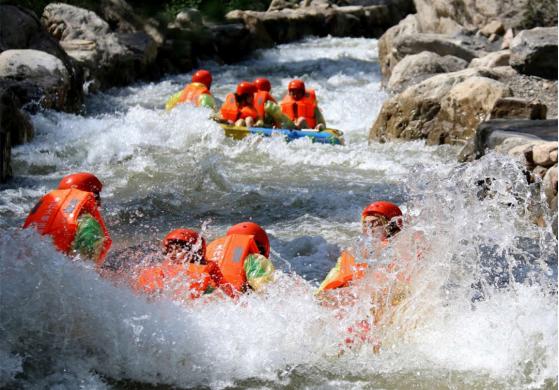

[220,124,345,145]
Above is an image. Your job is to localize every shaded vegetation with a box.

[1,0,271,22]
[519,0,558,30]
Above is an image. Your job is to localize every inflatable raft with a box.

[220,124,345,145]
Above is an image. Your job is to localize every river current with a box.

[0,37,557,389]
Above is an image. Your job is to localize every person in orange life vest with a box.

[278,79,326,130]
[206,222,275,295]
[253,77,278,127]
[165,69,216,111]
[135,229,226,301]
[23,172,112,266]
[219,81,260,128]
[318,201,404,292]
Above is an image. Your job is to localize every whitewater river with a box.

[0,37,557,389]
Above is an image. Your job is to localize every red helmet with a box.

[362,201,403,225]
[288,79,305,92]
[58,172,102,194]
[162,228,206,255]
[192,69,212,89]
[236,81,257,96]
[227,221,270,257]
[254,78,271,92]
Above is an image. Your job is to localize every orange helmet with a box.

[192,69,212,89]
[236,81,257,96]
[227,221,270,257]
[254,78,271,92]
[362,201,403,226]
[288,79,305,92]
[58,172,102,194]
[162,228,206,255]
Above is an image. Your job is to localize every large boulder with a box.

[100,0,165,47]
[42,3,158,90]
[387,51,468,92]
[0,4,83,111]
[413,0,557,33]
[0,49,72,112]
[380,29,495,81]
[369,68,513,145]
[377,14,420,80]
[509,26,558,80]
[393,33,479,62]
[0,80,36,182]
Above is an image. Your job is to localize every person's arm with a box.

[72,213,106,262]
[265,101,295,129]
[314,107,326,129]
[198,94,216,111]
[244,253,275,291]
[165,91,183,111]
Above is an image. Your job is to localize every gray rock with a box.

[0,80,34,146]
[175,8,203,29]
[0,4,83,111]
[489,97,547,120]
[488,66,558,119]
[533,165,548,179]
[393,33,479,63]
[533,142,558,167]
[0,49,71,111]
[510,26,558,79]
[227,0,414,50]
[370,68,511,145]
[469,50,510,68]
[268,0,300,11]
[494,136,543,156]
[387,51,468,92]
[480,20,505,36]
[42,3,110,41]
[414,0,557,33]
[42,3,157,90]
[378,14,420,80]
[473,119,557,159]
[543,164,558,201]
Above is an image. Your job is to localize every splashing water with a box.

[0,37,556,389]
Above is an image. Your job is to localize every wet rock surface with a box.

[0,50,71,111]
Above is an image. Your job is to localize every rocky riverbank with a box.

[368,0,558,214]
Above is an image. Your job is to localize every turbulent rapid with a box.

[0,37,557,389]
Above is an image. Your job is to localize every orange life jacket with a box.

[206,234,261,292]
[177,82,211,106]
[280,89,317,128]
[220,93,260,122]
[23,189,112,265]
[253,91,276,120]
[320,251,368,291]
[135,260,220,300]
